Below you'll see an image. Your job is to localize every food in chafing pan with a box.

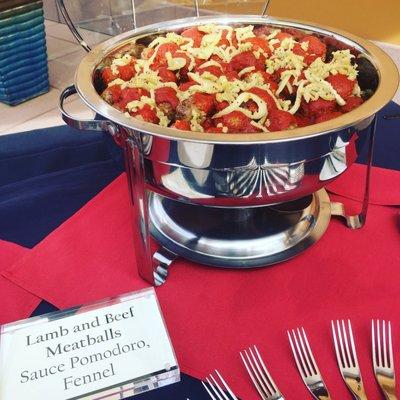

[97,23,375,134]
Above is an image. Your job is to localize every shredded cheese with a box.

[300,41,309,51]
[103,24,365,132]
[166,52,187,70]
[126,96,170,127]
[190,107,205,132]
[199,60,223,69]
[238,66,256,77]
[266,29,281,40]
[235,25,255,42]
[251,120,269,132]
[108,78,126,86]
[213,92,268,120]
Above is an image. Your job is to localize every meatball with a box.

[158,102,174,120]
[176,98,194,121]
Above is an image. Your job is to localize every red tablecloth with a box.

[0,241,41,324]
[2,173,400,399]
[327,163,400,205]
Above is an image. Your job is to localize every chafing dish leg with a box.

[331,115,377,229]
[153,247,178,286]
[125,138,160,285]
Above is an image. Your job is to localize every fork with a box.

[202,370,238,400]
[331,320,368,399]
[240,345,285,400]
[372,320,397,400]
[288,327,331,400]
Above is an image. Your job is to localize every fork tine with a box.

[289,327,331,399]
[377,319,382,367]
[289,329,314,377]
[383,320,388,368]
[215,370,238,400]
[294,328,313,376]
[297,328,315,376]
[202,381,219,400]
[388,321,394,369]
[206,374,226,400]
[342,320,354,367]
[296,328,314,377]
[248,348,274,395]
[205,378,224,400]
[335,320,368,399]
[240,351,268,400]
[336,320,349,368]
[372,320,396,399]
[347,320,359,367]
[372,319,377,368]
[332,320,344,370]
[209,373,231,400]
[301,327,320,375]
[288,330,306,379]
[253,345,278,393]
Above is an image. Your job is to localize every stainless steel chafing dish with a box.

[58,7,399,285]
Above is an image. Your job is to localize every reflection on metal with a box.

[161,169,213,199]
[153,247,177,286]
[149,189,331,268]
[319,136,349,181]
[225,157,304,198]
[177,141,214,168]
[125,138,154,284]
[59,85,122,143]
[330,116,377,229]
[135,121,370,208]
[269,195,313,213]
[141,133,153,155]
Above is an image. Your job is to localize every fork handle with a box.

[382,389,397,400]
[350,393,368,400]
[351,392,368,400]
[344,378,368,400]
[377,377,397,400]
[352,389,368,400]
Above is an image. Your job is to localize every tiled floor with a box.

[0,21,399,136]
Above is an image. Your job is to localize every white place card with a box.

[0,288,179,400]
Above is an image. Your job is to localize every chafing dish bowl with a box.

[61,15,398,207]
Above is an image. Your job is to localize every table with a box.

[0,100,399,399]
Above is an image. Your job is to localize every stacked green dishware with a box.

[0,0,49,105]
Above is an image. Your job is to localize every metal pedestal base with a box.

[149,189,331,268]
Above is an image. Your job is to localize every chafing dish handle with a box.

[59,85,120,139]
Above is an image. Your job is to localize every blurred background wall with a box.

[202,0,400,45]
[43,0,400,45]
